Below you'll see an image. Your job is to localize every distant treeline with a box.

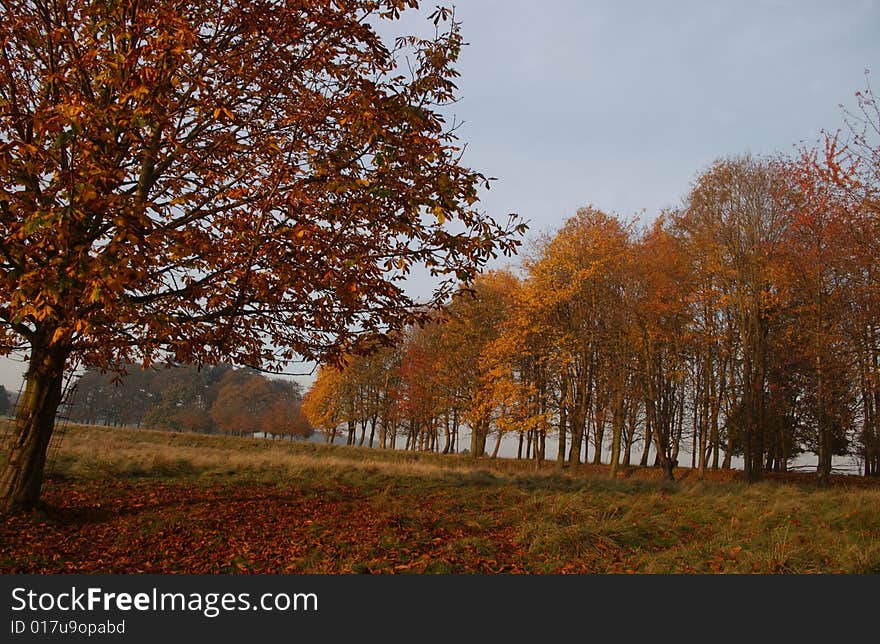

[66,364,311,439]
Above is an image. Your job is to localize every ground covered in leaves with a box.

[1,478,532,574]
[2,425,880,574]
[4,474,880,574]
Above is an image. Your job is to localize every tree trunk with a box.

[490,430,502,459]
[1,340,68,514]
[470,418,487,458]
[639,414,652,467]
[609,418,621,480]
[592,409,605,466]
[709,396,720,470]
[622,403,636,467]
[368,417,377,448]
[567,398,585,469]
[816,357,831,487]
[722,430,733,469]
[609,395,624,480]
[646,401,675,482]
[556,402,567,468]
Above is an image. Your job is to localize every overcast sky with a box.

[450,0,877,229]
[1,0,878,392]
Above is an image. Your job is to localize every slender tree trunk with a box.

[491,430,502,459]
[556,398,567,468]
[583,403,592,465]
[691,404,697,471]
[567,390,586,469]
[622,403,636,468]
[639,414,652,467]
[816,355,832,487]
[609,395,624,480]
[675,390,685,464]
[407,418,416,451]
[368,417,377,448]
[755,328,767,477]
[568,421,583,467]
[592,406,605,465]
[870,383,880,476]
[722,431,733,469]
[646,400,675,482]
[709,397,720,470]
[696,366,707,475]
[1,339,69,514]
[609,416,622,480]
[470,418,487,458]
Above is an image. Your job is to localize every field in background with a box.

[2,424,880,573]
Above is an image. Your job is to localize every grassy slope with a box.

[1,423,879,573]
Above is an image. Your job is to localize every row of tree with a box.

[67,365,311,439]
[303,96,880,483]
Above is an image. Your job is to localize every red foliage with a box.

[0,479,529,574]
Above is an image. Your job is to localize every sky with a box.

[1,0,878,393]
[448,0,877,231]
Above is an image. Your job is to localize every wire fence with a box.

[45,377,78,475]
[0,377,26,450]
[1,370,80,476]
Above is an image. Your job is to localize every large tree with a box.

[822,79,880,476]
[524,207,633,468]
[679,156,788,481]
[0,0,524,512]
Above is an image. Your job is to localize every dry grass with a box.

[3,423,880,573]
[51,424,518,481]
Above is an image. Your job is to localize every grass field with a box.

[2,423,879,573]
